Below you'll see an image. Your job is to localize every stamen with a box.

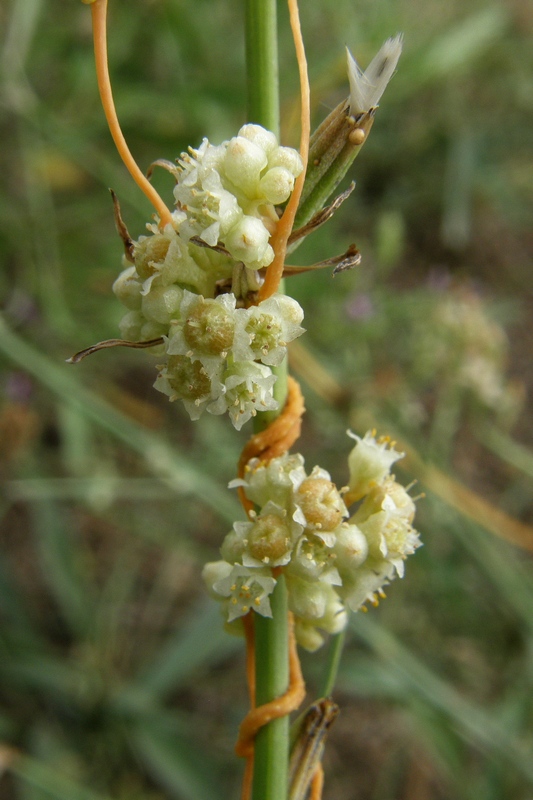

[90,0,173,228]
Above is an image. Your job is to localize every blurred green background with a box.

[1,0,533,798]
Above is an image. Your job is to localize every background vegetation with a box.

[1,0,533,797]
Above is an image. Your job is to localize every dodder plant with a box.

[74,1,420,798]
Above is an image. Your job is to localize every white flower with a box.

[240,504,297,568]
[166,291,236,374]
[153,354,225,420]
[174,139,242,246]
[133,229,183,290]
[223,361,278,430]
[346,34,403,115]
[351,477,421,578]
[347,430,404,501]
[229,452,307,512]
[338,562,395,612]
[233,294,305,366]
[211,564,277,622]
[287,532,341,585]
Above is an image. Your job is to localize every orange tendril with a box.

[237,376,305,517]
[257,0,310,301]
[240,613,256,800]
[90,0,173,228]
[235,612,306,760]
[243,612,256,708]
[310,763,325,800]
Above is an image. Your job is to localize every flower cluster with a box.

[203,431,421,650]
[112,125,305,428]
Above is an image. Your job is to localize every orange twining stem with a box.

[310,763,325,800]
[240,613,255,800]
[240,756,254,800]
[257,0,310,301]
[237,376,305,516]
[90,0,173,228]
[243,612,256,708]
[235,612,306,760]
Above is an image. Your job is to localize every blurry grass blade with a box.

[441,507,533,639]
[318,629,346,699]
[0,316,239,523]
[1,651,90,699]
[420,460,533,553]
[1,0,43,110]
[420,7,508,78]
[6,749,113,800]
[5,477,178,503]
[394,433,533,553]
[441,127,475,249]
[132,722,220,800]
[480,425,533,481]
[345,615,533,784]
[31,498,93,635]
[136,600,240,697]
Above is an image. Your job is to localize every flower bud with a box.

[224,216,274,269]
[259,167,296,205]
[141,284,183,324]
[224,136,268,197]
[202,560,232,599]
[287,575,328,620]
[296,474,346,532]
[294,619,325,652]
[268,146,304,177]
[118,310,144,341]
[113,265,142,310]
[220,523,248,564]
[333,523,368,571]
[238,124,278,156]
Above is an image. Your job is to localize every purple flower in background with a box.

[345,293,375,321]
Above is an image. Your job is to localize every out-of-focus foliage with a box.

[1,0,533,798]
